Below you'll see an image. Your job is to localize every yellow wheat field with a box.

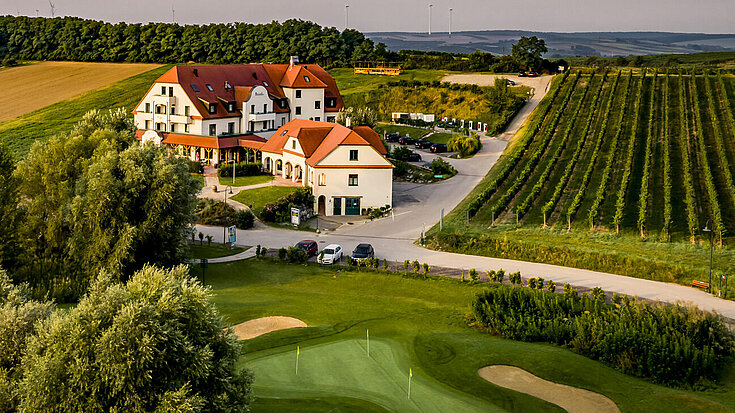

[0,61,161,121]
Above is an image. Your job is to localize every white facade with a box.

[134,82,199,134]
[282,87,325,122]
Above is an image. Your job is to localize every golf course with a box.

[204,259,735,413]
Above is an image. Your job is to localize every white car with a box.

[318,244,343,264]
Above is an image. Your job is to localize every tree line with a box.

[0,16,562,72]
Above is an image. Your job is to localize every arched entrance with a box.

[264,157,272,172]
[284,162,293,179]
[276,160,283,175]
[318,195,326,215]
[293,164,302,182]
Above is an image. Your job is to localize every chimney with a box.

[193,68,198,77]
[289,56,299,68]
[345,117,351,128]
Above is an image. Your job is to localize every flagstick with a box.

[296,346,300,375]
[367,329,370,357]
[408,368,412,399]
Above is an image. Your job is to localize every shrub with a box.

[429,158,456,176]
[383,259,389,270]
[547,280,556,293]
[390,146,413,162]
[194,198,236,227]
[486,270,496,282]
[403,260,411,273]
[447,133,481,157]
[187,159,204,174]
[591,287,605,302]
[468,268,479,283]
[527,278,537,289]
[205,235,213,246]
[471,286,735,386]
[256,245,261,257]
[261,247,268,257]
[535,277,544,290]
[422,263,431,275]
[563,283,578,299]
[260,187,314,223]
[278,247,287,260]
[217,161,263,178]
[412,260,421,273]
[286,247,307,264]
[496,269,506,283]
[235,209,255,229]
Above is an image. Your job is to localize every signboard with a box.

[227,225,237,243]
[291,208,300,226]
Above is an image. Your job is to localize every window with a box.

[349,150,358,161]
[281,118,286,126]
[205,84,214,92]
[327,116,336,123]
[161,86,166,95]
[191,84,200,92]
[184,106,190,116]
[277,99,287,108]
[250,104,255,113]
[280,130,288,137]
[295,106,301,115]
[208,103,216,114]
[155,105,162,114]
[227,122,235,134]
[263,81,269,87]
[295,90,302,98]
[315,100,321,109]
[171,123,176,132]
[145,120,151,129]
[292,140,296,150]
[348,174,358,186]
[184,124,190,133]
[209,124,216,136]
[314,117,320,122]
[170,105,175,115]
[326,98,337,108]
[263,103,268,113]
[227,103,235,113]
[168,87,174,97]
[304,76,310,83]
[318,173,326,186]
[145,103,150,113]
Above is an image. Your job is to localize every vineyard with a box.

[430,70,735,285]
[466,70,735,243]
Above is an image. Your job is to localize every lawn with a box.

[231,186,299,217]
[329,68,448,97]
[188,243,245,259]
[205,259,735,413]
[218,175,273,187]
[373,123,431,139]
[423,132,454,145]
[0,64,171,158]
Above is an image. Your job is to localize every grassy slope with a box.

[206,260,735,413]
[373,124,431,139]
[329,68,448,97]
[429,72,735,289]
[231,186,299,217]
[0,65,171,158]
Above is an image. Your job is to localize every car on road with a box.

[443,121,458,128]
[430,143,447,153]
[318,244,342,264]
[414,140,432,149]
[385,132,400,142]
[294,240,318,257]
[506,79,516,86]
[408,152,422,162]
[398,136,416,145]
[517,71,527,77]
[527,71,538,77]
[351,243,375,262]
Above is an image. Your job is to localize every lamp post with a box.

[224,185,233,244]
[703,219,713,294]
[228,159,236,185]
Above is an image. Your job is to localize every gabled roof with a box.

[136,130,266,150]
[144,62,342,120]
[261,119,389,167]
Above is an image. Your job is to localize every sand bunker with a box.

[478,365,620,413]
[231,316,307,340]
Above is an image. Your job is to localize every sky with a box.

[2,0,733,34]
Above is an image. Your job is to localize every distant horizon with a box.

[1,0,732,34]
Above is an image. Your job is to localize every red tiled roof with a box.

[260,120,389,167]
[145,63,341,120]
[135,130,266,150]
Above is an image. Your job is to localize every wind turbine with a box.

[345,5,349,30]
[48,1,56,18]
[428,4,432,36]
[172,3,175,23]
[449,8,453,38]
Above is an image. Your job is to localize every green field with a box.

[329,68,447,97]
[0,65,171,158]
[429,70,735,290]
[219,175,273,187]
[231,186,299,217]
[373,124,431,139]
[424,132,454,144]
[205,259,735,412]
[188,243,245,259]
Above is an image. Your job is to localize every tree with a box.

[0,143,20,272]
[17,265,253,412]
[336,107,378,128]
[512,36,547,71]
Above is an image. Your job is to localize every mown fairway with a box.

[205,259,735,413]
[0,61,160,121]
[432,70,735,287]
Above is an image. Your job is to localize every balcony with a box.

[136,112,153,121]
[153,113,169,124]
[170,114,192,124]
[152,95,176,107]
[247,111,276,123]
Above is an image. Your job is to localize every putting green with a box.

[247,338,500,413]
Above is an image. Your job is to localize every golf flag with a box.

[408,368,413,398]
[410,368,412,377]
[295,346,300,375]
[297,346,300,355]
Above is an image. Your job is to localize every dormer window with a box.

[224,81,232,90]
[277,99,287,109]
[292,140,296,150]
[326,98,337,108]
[191,84,200,92]
[208,103,217,114]
[280,130,288,137]
[263,81,269,87]
[206,84,214,92]
[227,102,235,113]
[304,76,310,83]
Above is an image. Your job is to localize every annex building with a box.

[133,57,344,165]
[260,119,393,216]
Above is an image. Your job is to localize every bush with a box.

[286,247,307,264]
[468,268,479,283]
[547,280,556,293]
[278,247,287,260]
[194,198,236,226]
[235,209,255,229]
[471,285,735,386]
[218,161,263,178]
[429,158,456,176]
[260,187,314,223]
[447,133,481,157]
[187,159,204,174]
[390,146,413,162]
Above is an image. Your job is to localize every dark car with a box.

[295,240,318,257]
[430,143,447,153]
[408,152,422,162]
[385,132,400,142]
[398,136,416,145]
[443,121,457,128]
[506,79,517,86]
[414,140,432,149]
[527,71,538,77]
[352,243,375,261]
[517,71,527,77]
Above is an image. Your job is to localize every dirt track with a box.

[478,365,620,413]
[0,61,160,121]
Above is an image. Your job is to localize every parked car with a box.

[294,240,318,257]
[398,136,416,145]
[414,140,432,149]
[527,71,538,77]
[506,79,516,86]
[351,243,375,261]
[408,152,422,162]
[430,143,448,153]
[517,71,527,77]
[385,132,400,142]
[318,244,342,264]
[443,121,458,128]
